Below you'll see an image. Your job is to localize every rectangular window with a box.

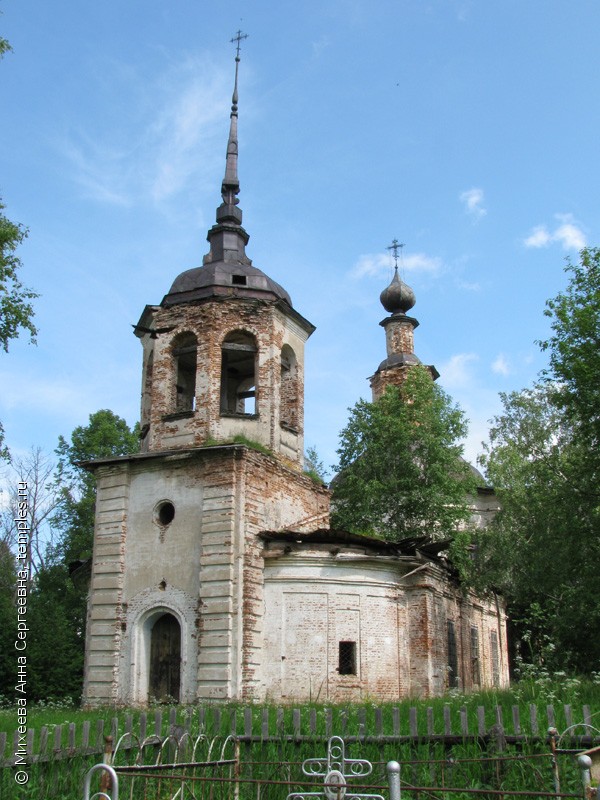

[491,630,500,687]
[338,641,357,675]
[447,620,459,688]
[470,626,481,686]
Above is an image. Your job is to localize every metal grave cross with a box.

[287,736,384,800]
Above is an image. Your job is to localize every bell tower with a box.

[135,32,314,467]
[370,240,438,399]
[82,35,330,708]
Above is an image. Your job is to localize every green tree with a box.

[0,201,37,353]
[331,367,476,543]
[304,445,329,483]
[0,448,61,582]
[479,249,600,672]
[53,409,140,564]
[0,541,17,698]
[0,449,63,700]
[539,247,600,450]
[22,411,139,701]
[26,563,87,702]
[478,384,600,672]
[0,33,38,460]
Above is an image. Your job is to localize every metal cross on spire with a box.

[231,29,248,59]
[387,239,405,271]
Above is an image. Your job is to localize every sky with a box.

[1,0,599,481]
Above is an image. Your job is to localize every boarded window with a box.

[149,613,181,703]
[447,620,459,688]
[490,630,500,687]
[172,332,197,412]
[338,641,357,675]
[470,626,481,686]
[220,331,257,415]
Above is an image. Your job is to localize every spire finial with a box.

[221,30,248,208]
[387,239,404,272]
[205,31,251,265]
[231,29,248,58]
[380,239,415,314]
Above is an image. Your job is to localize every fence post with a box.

[548,727,560,795]
[387,761,401,800]
[83,763,119,800]
[578,754,592,800]
[100,736,113,796]
[233,737,241,800]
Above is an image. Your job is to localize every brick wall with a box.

[261,541,509,702]
[137,296,311,466]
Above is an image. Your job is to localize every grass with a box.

[3,675,600,739]
[1,677,600,799]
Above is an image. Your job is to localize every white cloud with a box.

[524,225,551,248]
[311,35,330,58]
[438,353,479,390]
[351,251,442,279]
[460,187,486,220]
[491,353,510,376]
[554,213,587,250]
[524,213,586,251]
[60,54,230,209]
[457,280,481,292]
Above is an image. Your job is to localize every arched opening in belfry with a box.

[149,612,181,703]
[171,332,197,413]
[280,344,299,431]
[220,330,257,415]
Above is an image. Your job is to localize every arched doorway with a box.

[149,613,181,702]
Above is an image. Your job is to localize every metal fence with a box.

[82,731,592,800]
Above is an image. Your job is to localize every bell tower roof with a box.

[162,31,293,309]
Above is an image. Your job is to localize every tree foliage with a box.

[0,34,38,461]
[539,247,600,449]
[0,448,61,580]
[0,541,17,696]
[304,445,328,483]
[53,409,140,564]
[331,367,476,542]
[0,413,139,701]
[479,249,600,673]
[0,201,37,353]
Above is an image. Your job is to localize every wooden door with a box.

[149,613,181,702]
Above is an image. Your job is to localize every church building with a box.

[81,40,508,706]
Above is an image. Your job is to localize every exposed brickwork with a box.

[370,365,411,400]
[261,545,508,701]
[384,316,416,357]
[137,297,311,467]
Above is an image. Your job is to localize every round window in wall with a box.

[155,500,175,527]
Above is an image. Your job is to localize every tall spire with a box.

[221,30,247,210]
[204,31,251,266]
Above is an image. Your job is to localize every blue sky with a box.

[1,0,598,478]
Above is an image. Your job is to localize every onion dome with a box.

[380,267,416,315]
